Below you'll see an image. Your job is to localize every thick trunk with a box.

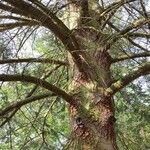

[66,52,117,149]
[65,73,117,150]
[64,1,117,149]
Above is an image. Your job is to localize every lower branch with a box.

[105,62,150,95]
[112,52,150,63]
[0,109,18,127]
[0,92,51,117]
[128,33,150,39]
[0,74,74,105]
[0,21,38,32]
[0,58,68,66]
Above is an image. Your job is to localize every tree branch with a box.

[0,21,39,32]
[1,0,71,40]
[128,33,150,39]
[107,21,149,52]
[0,58,68,66]
[0,109,18,127]
[128,0,150,30]
[106,18,150,49]
[105,62,150,95]
[0,15,32,22]
[0,92,51,117]
[0,74,75,105]
[26,65,62,98]
[119,18,150,35]
[126,37,149,52]
[0,1,89,75]
[112,52,150,63]
[0,74,93,126]
[100,0,136,17]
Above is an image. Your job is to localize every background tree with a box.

[0,0,150,149]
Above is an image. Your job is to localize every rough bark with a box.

[65,2,117,149]
[66,59,117,149]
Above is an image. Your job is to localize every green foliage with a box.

[115,83,150,149]
[0,31,70,149]
[0,1,150,149]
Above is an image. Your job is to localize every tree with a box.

[0,0,150,149]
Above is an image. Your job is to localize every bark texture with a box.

[65,2,117,149]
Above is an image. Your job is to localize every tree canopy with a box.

[0,0,150,149]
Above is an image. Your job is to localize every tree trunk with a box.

[66,34,117,150]
[65,63,117,149]
[63,1,117,149]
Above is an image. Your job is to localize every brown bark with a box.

[66,69,117,150]
[61,1,118,149]
[66,9,117,147]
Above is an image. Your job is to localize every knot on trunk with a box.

[108,115,116,125]
[74,117,90,139]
